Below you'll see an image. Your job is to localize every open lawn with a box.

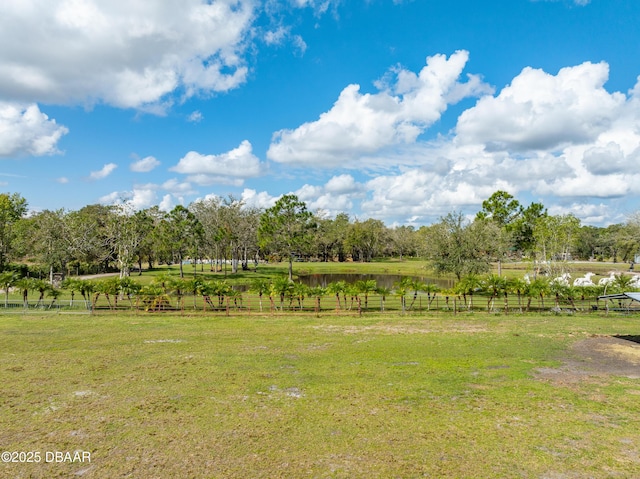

[141,258,636,284]
[2,312,640,478]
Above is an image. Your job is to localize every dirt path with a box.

[536,335,640,385]
[78,273,120,280]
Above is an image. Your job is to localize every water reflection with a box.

[297,273,453,289]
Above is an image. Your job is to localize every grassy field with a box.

[2,311,640,478]
[146,258,636,283]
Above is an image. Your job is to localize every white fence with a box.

[0,300,92,313]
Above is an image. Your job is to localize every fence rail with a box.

[0,300,92,313]
[0,293,633,315]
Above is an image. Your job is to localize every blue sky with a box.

[2,0,640,226]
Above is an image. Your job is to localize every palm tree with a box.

[393,279,408,314]
[455,274,482,311]
[167,276,189,309]
[526,277,550,312]
[270,276,292,311]
[293,282,309,310]
[308,286,326,315]
[15,277,37,308]
[407,279,426,310]
[61,277,81,305]
[548,280,569,309]
[226,289,243,311]
[46,287,62,309]
[376,286,391,312]
[185,277,205,310]
[106,277,123,309]
[506,277,527,314]
[33,279,51,308]
[198,281,216,311]
[118,276,141,308]
[345,283,360,311]
[152,272,173,295]
[580,284,602,309]
[326,280,346,311]
[79,280,95,309]
[421,283,440,311]
[210,280,232,307]
[355,279,377,310]
[94,278,120,309]
[267,280,278,312]
[0,271,19,307]
[611,274,634,294]
[139,284,170,312]
[249,279,270,312]
[482,274,507,312]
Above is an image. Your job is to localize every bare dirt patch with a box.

[536,336,640,385]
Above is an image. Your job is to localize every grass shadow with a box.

[614,335,640,345]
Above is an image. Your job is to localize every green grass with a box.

[2,312,640,478]
[142,258,437,284]
[155,257,636,281]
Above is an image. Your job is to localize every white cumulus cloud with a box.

[0,0,255,110]
[98,182,189,210]
[455,62,625,152]
[340,61,640,225]
[0,102,68,157]
[130,156,160,172]
[128,188,159,210]
[159,194,175,212]
[291,174,364,217]
[162,178,197,195]
[89,163,117,180]
[267,51,493,167]
[170,140,262,185]
[187,111,204,123]
[240,188,279,210]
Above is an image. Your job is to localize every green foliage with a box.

[313,212,350,262]
[344,218,388,262]
[258,195,315,280]
[355,279,377,309]
[511,201,547,254]
[533,214,580,273]
[326,280,347,310]
[526,277,551,311]
[269,276,293,311]
[611,273,635,293]
[455,274,482,310]
[423,212,498,280]
[476,190,522,227]
[160,205,204,278]
[62,277,94,303]
[0,271,19,306]
[482,274,508,311]
[393,278,412,313]
[0,193,28,271]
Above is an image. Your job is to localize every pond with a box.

[297,273,453,289]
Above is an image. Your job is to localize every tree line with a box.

[0,190,639,282]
